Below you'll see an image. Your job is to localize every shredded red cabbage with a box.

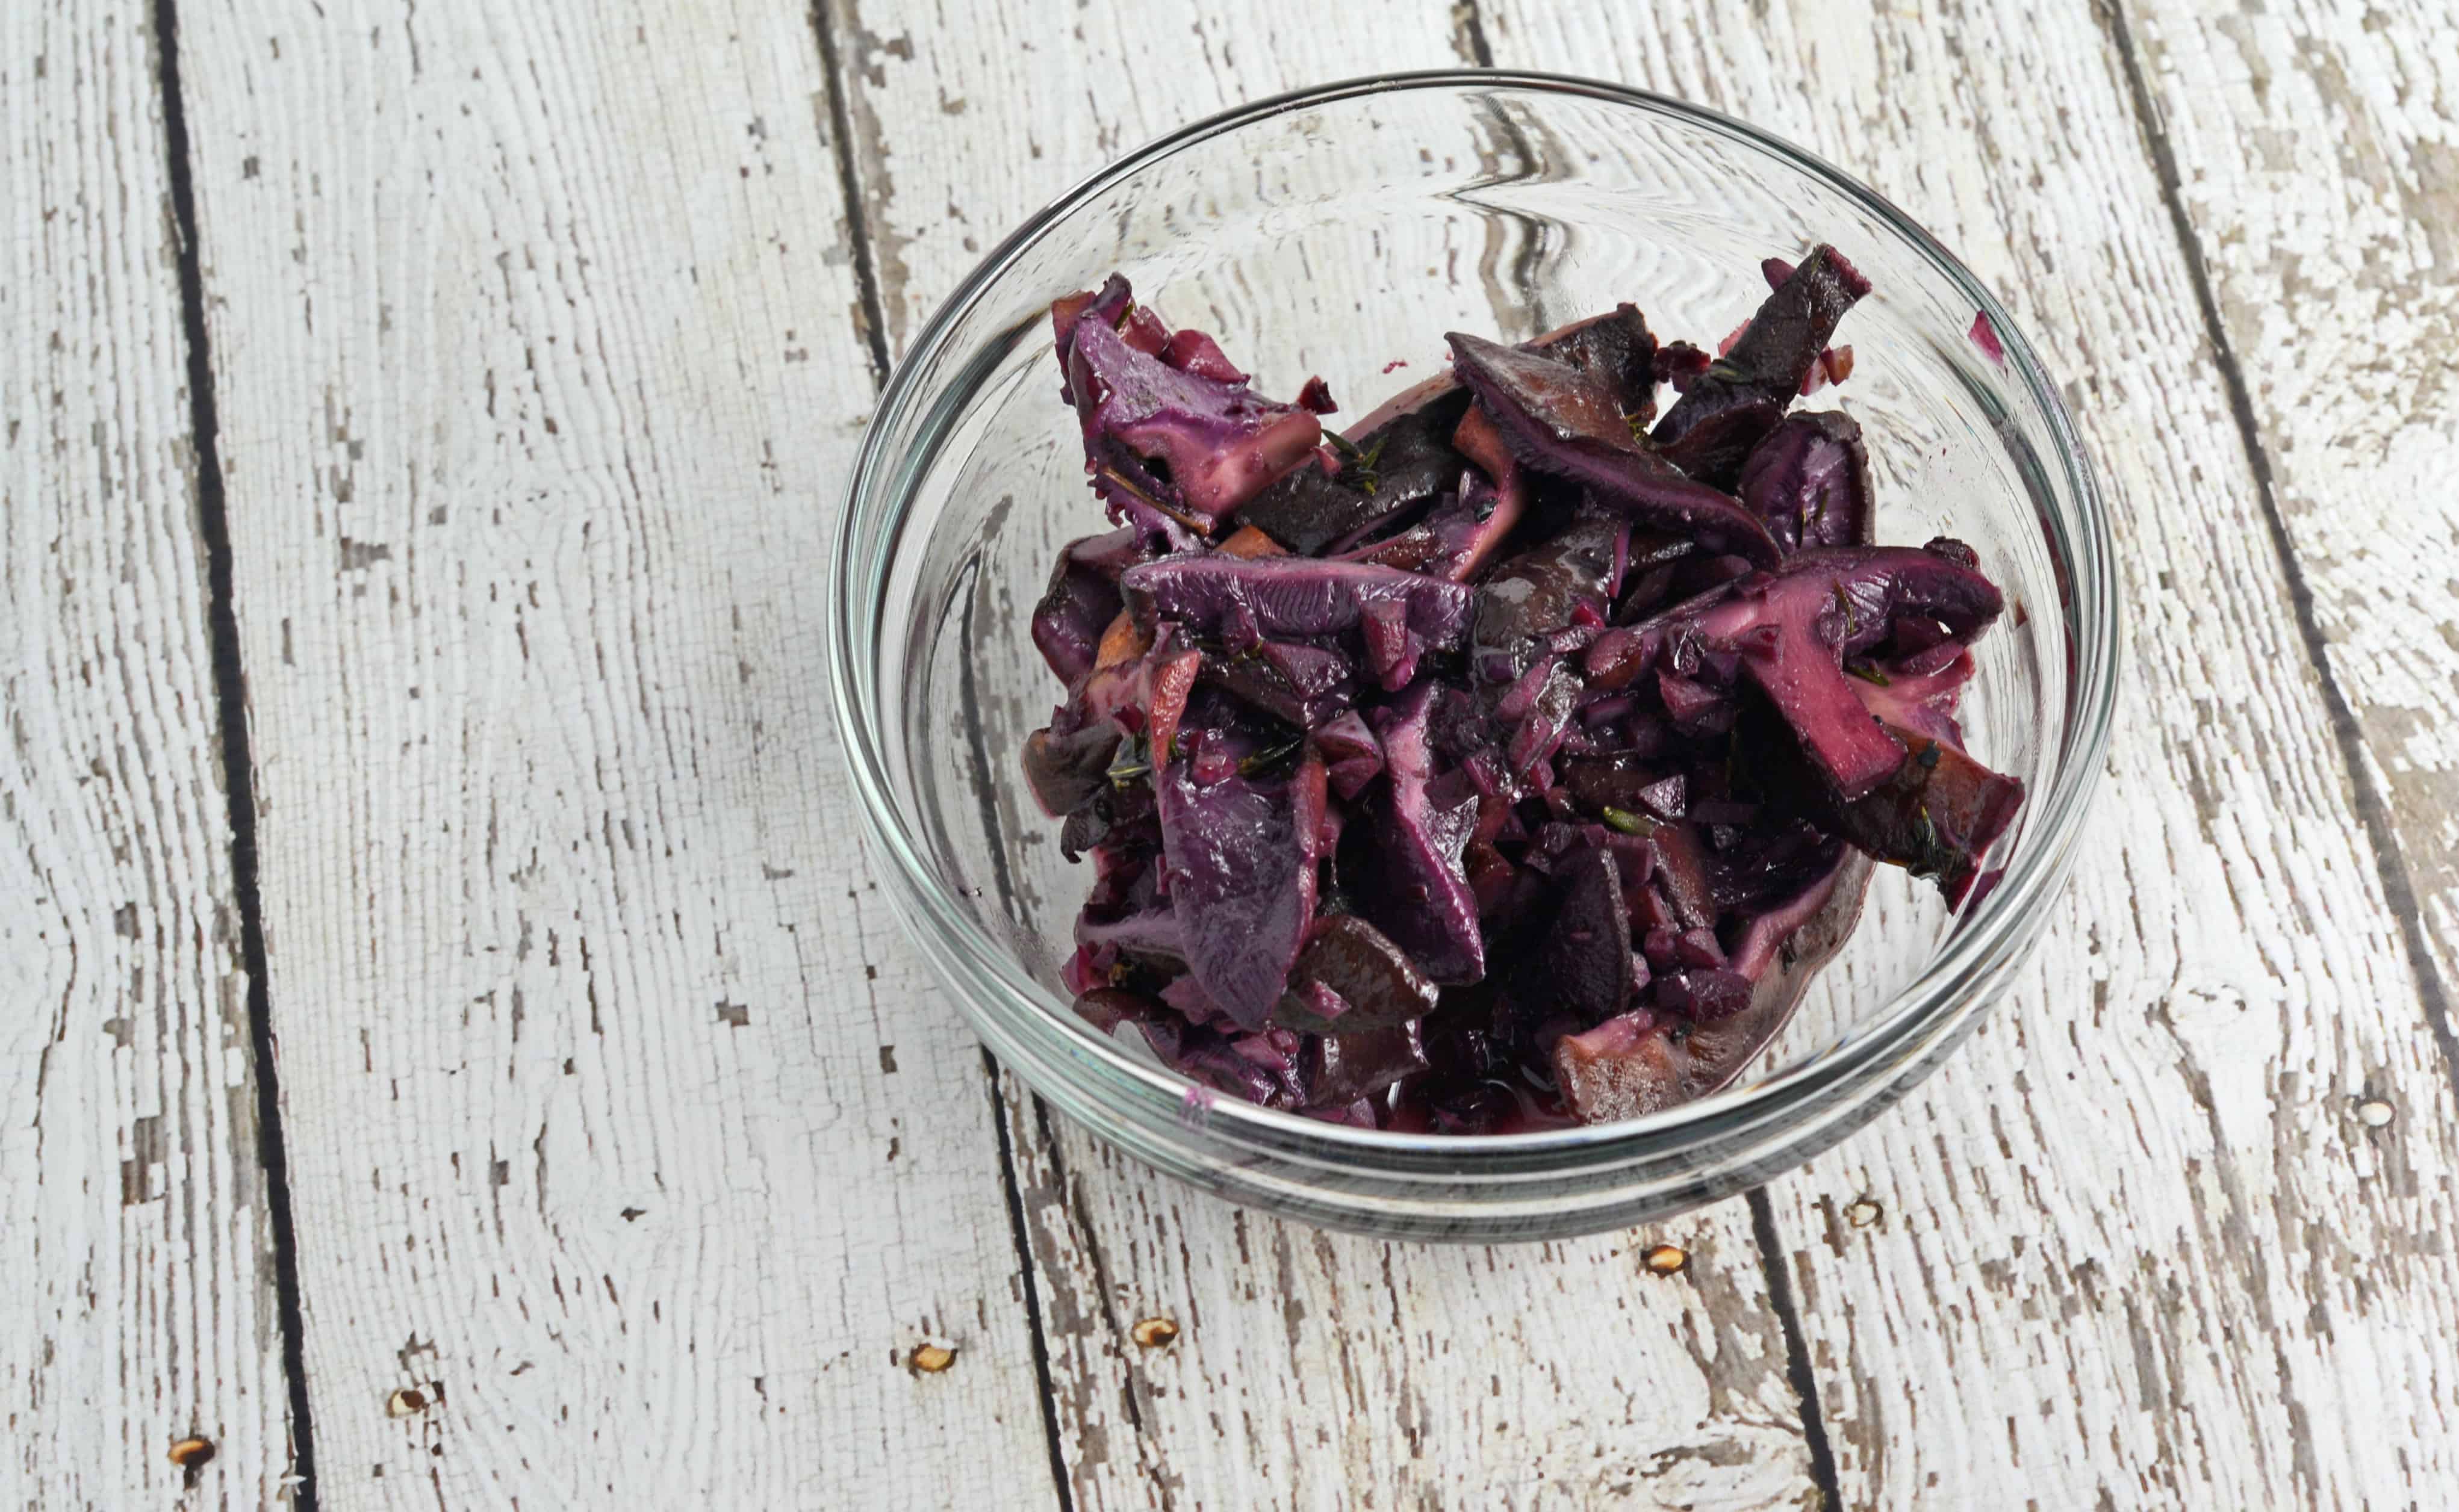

[1025,261,2024,1130]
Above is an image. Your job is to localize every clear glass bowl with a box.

[828,72,2117,1241]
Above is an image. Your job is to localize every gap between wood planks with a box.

[809,5,1078,1508]
[149,0,322,1503]
[2099,0,2459,1113]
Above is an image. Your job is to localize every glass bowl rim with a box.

[827,68,2120,1157]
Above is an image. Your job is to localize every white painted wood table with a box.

[8,0,2455,1506]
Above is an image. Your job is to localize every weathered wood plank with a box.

[2121,0,2459,1089]
[823,6,1828,1508]
[1476,0,2459,1503]
[1001,1082,1819,1511]
[173,4,1062,1505]
[1,3,292,1505]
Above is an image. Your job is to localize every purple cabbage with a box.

[1832,726,2022,909]
[1302,1020,1430,1106]
[1075,888,1186,970]
[1349,467,1529,584]
[1735,412,1874,552]
[1030,254,2026,1133]
[1314,710,1385,799]
[1138,1017,1307,1108]
[1331,308,1658,446]
[1138,999,1427,1114]
[1850,637,1979,748]
[1030,527,1148,685]
[1653,394,1788,493]
[1154,753,1328,1031]
[1554,848,1873,1122]
[1021,722,1122,819]
[1585,544,2003,801]
[1272,913,1440,1033]
[1202,638,1357,729]
[1237,389,1473,554]
[1535,303,1660,417]
[1058,275,1322,528]
[1446,332,1781,566]
[1534,846,1636,1025]
[1730,643,2024,908]
[1121,553,1475,692]
[1352,681,1485,985]
[1653,246,1870,485]
[1470,514,1621,686]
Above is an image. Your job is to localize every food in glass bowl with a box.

[1023,248,2022,1132]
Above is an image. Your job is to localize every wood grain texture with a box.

[2122,0,2459,1067]
[1001,1083,1817,1511]
[1,3,291,1506]
[77,0,2450,1507]
[172,3,1060,1506]
[821,4,1829,1508]
[1476,0,2459,1504]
